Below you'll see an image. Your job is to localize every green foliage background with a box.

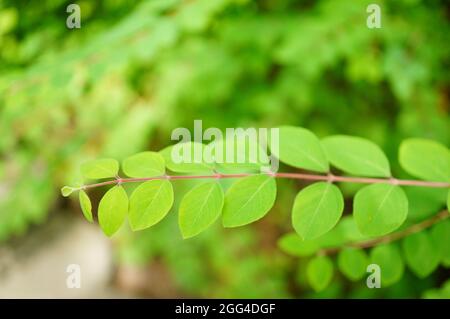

[0,0,448,298]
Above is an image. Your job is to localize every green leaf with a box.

[271,126,329,173]
[277,233,320,257]
[402,231,440,278]
[98,186,128,237]
[321,135,390,177]
[61,186,75,197]
[129,180,174,231]
[431,219,450,267]
[222,174,276,227]
[79,190,93,223]
[370,244,404,286]
[447,191,450,211]
[178,182,224,238]
[337,248,369,281]
[292,182,344,240]
[306,256,334,292]
[81,158,119,179]
[399,138,450,182]
[160,142,214,173]
[208,135,270,173]
[353,184,408,237]
[122,152,165,178]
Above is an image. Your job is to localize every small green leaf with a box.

[81,158,119,179]
[321,135,390,177]
[271,126,329,173]
[79,190,93,223]
[277,233,320,257]
[179,182,224,238]
[222,174,277,227]
[292,182,344,240]
[306,256,334,292]
[61,186,75,197]
[160,142,214,173]
[338,248,369,281]
[209,135,270,173]
[353,184,408,237]
[129,180,174,231]
[370,244,404,286]
[402,231,440,278]
[431,219,450,267]
[399,138,450,182]
[122,152,165,178]
[447,191,450,212]
[98,186,128,237]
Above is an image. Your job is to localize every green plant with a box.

[62,126,449,290]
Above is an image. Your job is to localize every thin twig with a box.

[81,172,450,190]
[320,210,449,255]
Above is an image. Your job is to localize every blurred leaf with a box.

[321,135,390,177]
[370,244,404,287]
[277,233,320,257]
[222,175,276,227]
[337,248,369,281]
[129,180,174,231]
[179,181,224,238]
[122,151,165,178]
[292,182,344,240]
[160,142,214,173]
[399,138,450,182]
[431,219,450,267]
[98,186,128,236]
[61,186,75,197]
[402,231,440,278]
[307,256,334,292]
[353,184,408,237]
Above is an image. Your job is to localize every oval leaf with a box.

[399,138,450,182]
[370,244,404,286]
[160,142,214,173]
[79,190,93,223]
[98,186,128,237]
[307,256,334,292]
[222,174,277,227]
[61,186,75,197]
[353,184,408,237]
[337,248,368,281]
[292,182,344,240]
[81,158,119,179]
[129,180,174,231]
[122,152,165,178]
[431,219,450,267]
[271,126,329,173]
[321,135,390,177]
[179,182,224,238]
[402,231,440,278]
[277,233,320,257]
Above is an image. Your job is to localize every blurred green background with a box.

[0,0,448,298]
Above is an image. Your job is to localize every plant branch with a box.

[80,172,450,190]
[320,209,449,256]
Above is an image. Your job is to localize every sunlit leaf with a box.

[271,126,329,173]
[399,138,450,182]
[98,186,128,237]
[321,135,390,177]
[353,184,408,237]
[122,151,165,178]
[222,174,276,227]
[292,182,344,240]
[179,182,224,238]
[81,158,119,179]
[129,180,174,231]
[79,190,93,223]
